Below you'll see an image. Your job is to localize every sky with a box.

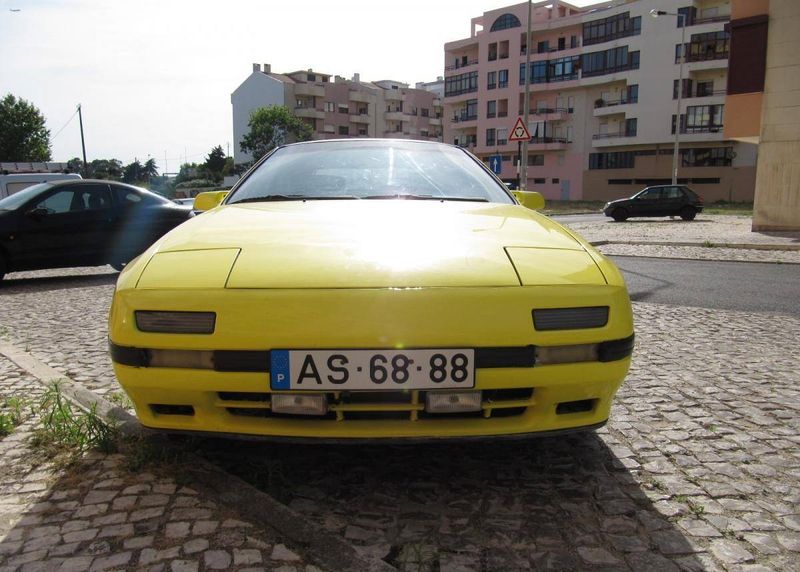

[1,0,594,171]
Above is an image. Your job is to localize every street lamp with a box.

[651,9,686,186]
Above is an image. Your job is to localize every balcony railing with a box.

[592,130,637,140]
[677,89,727,99]
[530,137,570,144]
[445,59,479,71]
[680,125,724,134]
[683,15,730,26]
[532,107,570,115]
[594,98,637,108]
[452,113,478,123]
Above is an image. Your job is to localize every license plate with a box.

[270,349,475,391]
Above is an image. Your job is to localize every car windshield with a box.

[227,141,514,205]
[0,183,53,211]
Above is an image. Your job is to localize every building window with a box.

[444,71,478,97]
[681,104,725,133]
[529,154,544,166]
[533,178,546,184]
[627,84,639,103]
[497,128,508,145]
[498,69,508,88]
[582,47,639,78]
[681,147,733,167]
[487,71,497,90]
[339,126,349,135]
[673,79,693,99]
[570,35,578,48]
[696,81,714,97]
[625,118,637,136]
[488,43,497,61]
[486,128,496,146]
[421,108,429,117]
[537,40,549,54]
[678,31,730,63]
[358,128,367,136]
[324,102,335,112]
[582,12,641,46]
[490,13,521,32]
[338,104,349,114]
[589,151,635,170]
[558,37,565,51]
[552,178,560,184]
[307,74,316,82]
[487,100,497,118]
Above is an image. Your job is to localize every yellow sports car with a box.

[109,139,633,440]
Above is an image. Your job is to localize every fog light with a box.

[271,394,328,416]
[135,311,216,334]
[426,391,482,413]
[536,344,599,365]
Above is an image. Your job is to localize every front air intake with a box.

[533,306,609,331]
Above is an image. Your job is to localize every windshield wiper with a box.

[364,194,489,202]
[232,195,360,204]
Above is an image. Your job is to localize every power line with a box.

[50,108,79,141]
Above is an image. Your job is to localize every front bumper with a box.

[109,285,634,439]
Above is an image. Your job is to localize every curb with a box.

[598,253,800,265]
[0,341,396,572]
[589,240,800,251]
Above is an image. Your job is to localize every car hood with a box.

[134,201,606,289]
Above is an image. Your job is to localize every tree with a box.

[67,157,83,173]
[239,105,313,161]
[123,160,143,183]
[0,94,52,161]
[90,159,123,180]
[203,145,226,181]
[143,158,159,182]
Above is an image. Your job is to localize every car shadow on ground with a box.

[607,218,711,224]
[195,431,705,570]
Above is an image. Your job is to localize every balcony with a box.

[593,99,637,117]
[528,137,570,151]
[385,111,406,121]
[682,89,727,99]
[428,117,442,126]
[350,114,371,124]
[295,83,325,97]
[591,130,637,147]
[349,90,372,103]
[451,113,478,124]
[530,107,569,122]
[294,107,325,120]
[433,98,442,107]
[384,90,402,101]
[445,59,478,71]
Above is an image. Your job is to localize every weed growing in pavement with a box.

[395,543,439,572]
[702,240,716,248]
[0,396,27,436]
[106,391,133,410]
[687,500,706,516]
[120,433,193,473]
[30,382,119,456]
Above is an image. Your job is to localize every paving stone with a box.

[203,550,232,570]
[271,544,301,562]
[182,538,209,555]
[233,548,263,565]
[709,539,755,564]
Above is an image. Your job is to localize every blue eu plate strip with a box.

[270,350,291,390]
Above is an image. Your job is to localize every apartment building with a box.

[231,64,444,165]
[444,0,757,202]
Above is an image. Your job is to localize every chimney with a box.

[252,63,261,72]
[352,72,360,82]
[263,63,271,73]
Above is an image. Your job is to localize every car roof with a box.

[281,138,457,150]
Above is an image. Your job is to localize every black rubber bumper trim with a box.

[109,336,633,372]
[598,333,635,362]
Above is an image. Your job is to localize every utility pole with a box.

[77,104,88,176]
[521,0,532,192]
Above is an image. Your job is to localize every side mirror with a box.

[193,191,229,212]
[512,191,545,210]
[25,207,50,219]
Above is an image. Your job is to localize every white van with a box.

[0,173,82,199]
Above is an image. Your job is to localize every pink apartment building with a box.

[444,0,757,202]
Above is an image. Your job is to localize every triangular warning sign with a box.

[509,117,531,141]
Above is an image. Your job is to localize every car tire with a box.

[680,207,697,221]
[612,208,629,222]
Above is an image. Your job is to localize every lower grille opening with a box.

[150,404,194,416]
[484,388,533,401]
[345,411,413,421]
[418,409,484,420]
[490,407,528,418]
[556,399,596,415]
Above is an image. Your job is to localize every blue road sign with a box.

[489,154,502,175]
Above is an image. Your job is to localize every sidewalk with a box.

[560,214,800,264]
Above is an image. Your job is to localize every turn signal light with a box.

[426,392,482,413]
[536,344,599,365]
[135,311,216,334]
[271,394,328,416]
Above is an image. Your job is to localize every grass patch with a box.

[30,382,118,456]
[703,201,753,216]
[106,391,133,410]
[0,396,27,436]
[543,200,605,215]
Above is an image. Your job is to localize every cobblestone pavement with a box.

[595,244,800,264]
[563,215,800,248]
[199,303,800,571]
[0,356,319,572]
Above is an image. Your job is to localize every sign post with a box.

[508,117,531,191]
